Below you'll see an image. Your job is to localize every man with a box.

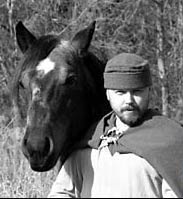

[48,53,183,198]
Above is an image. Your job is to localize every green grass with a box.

[0,122,58,198]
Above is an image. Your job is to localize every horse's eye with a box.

[66,75,77,85]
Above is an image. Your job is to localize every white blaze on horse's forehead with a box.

[36,58,55,77]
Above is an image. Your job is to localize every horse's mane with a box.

[82,50,110,120]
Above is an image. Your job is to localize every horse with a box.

[13,20,111,172]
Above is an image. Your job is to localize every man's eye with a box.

[115,90,125,95]
[133,89,143,94]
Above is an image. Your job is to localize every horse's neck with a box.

[95,97,111,121]
[82,51,111,120]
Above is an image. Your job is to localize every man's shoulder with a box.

[143,108,183,127]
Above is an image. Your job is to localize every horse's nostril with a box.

[22,134,54,159]
[43,136,54,157]
[43,137,50,156]
[24,138,34,157]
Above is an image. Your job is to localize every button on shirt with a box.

[48,116,177,198]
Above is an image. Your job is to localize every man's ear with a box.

[106,90,110,101]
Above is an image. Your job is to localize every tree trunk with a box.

[178,0,183,99]
[12,99,22,127]
[155,0,169,116]
[6,0,14,37]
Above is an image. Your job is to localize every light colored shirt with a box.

[48,116,177,198]
[48,147,177,198]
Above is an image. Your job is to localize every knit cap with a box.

[104,53,152,89]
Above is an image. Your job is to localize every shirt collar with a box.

[115,116,129,133]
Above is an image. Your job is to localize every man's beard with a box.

[116,105,145,127]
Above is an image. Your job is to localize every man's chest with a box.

[80,148,162,198]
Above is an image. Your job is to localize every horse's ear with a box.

[15,21,37,53]
[71,21,96,54]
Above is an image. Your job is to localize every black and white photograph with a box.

[0,0,183,198]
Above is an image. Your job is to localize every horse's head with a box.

[13,21,110,171]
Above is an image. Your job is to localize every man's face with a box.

[106,87,150,126]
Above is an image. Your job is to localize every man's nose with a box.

[124,91,134,103]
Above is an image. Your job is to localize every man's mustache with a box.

[122,104,139,112]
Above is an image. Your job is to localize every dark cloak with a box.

[76,109,183,197]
